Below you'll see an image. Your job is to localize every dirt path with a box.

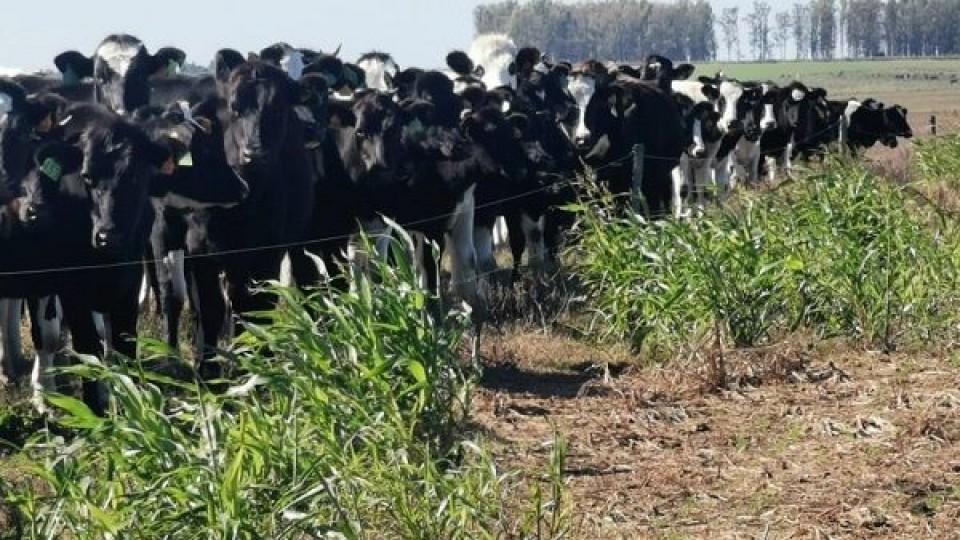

[477,331,960,539]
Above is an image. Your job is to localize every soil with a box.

[476,330,960,539]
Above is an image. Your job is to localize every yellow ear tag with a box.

[36,113,54,134]
[177,152,194,168]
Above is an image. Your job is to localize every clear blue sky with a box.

[0,0,489,72]
[0,1,796,72]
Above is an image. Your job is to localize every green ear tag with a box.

[167,58,180,76]
[62,66,79,87]
[39,158,62,182]
[177,152,194,168]
[407,118,424,136]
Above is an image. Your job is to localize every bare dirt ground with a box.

[476,329,960,539]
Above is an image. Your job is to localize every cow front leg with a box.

[29,296,62,415]
[521,213,547,275]
[0,298,26,385]
[445,185,485,322]
[188,259,228,379]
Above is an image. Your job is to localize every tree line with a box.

[474,0,960,62]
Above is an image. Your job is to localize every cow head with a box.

[1,80,69,191]
[17,142,84,230]
[641,55,696,91]
[220,61,315,169]
[698,74,745,134]
[352,89,402,173]
[388,68,423,101]
[85,34,186,114]
[882,105,912,146]
[674,94,720,159]
[567,60,611,151]
[461,105,528,181]
[133,101,250,209]
[395,98,471,162]
[49,104,169,251]
[260,42,306,80]
[358,51,401,92]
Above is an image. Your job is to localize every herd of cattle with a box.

[0,33,914,414]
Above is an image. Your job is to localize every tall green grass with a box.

[569,157,960,355]
[0,235,559,539]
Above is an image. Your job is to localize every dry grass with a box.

[476,328,960,539]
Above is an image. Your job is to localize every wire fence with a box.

[0,113,947,279]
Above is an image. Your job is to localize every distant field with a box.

[689,58,960,135]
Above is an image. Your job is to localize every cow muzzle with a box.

[93,229,123,250]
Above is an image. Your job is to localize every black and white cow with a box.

[671,93,722,216]
[15,102,176,414]
[568,61,684,217]
[729,83,779,186]
[840,99,913,153]
[0,80,72,408]
[133,101,250,354]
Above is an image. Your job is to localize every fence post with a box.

[930,115,938,136]
[631,143,645,214]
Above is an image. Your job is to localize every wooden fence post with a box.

[930,115,938,136]
[631,144,645,214]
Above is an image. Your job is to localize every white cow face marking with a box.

[760,103,777,131]
[567,74,596,144]
[357,56,399,92]
[717,80,744,133]
[468,34,517,90]
[95,40,143,79]
[281,48,305,81]
[689,117,707,158]
[0,92,12,117]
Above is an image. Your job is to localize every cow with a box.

[133,101,250,354]
[356,51,400,91]
[786,84,836,163]
[0,80,72,405]
[671,93,722,217]
[568,61,684,218]
[841,99,913,153]
[729,83,779,186]
[477,50,581,277]
[15,102,176,414]
[186,59,318,377]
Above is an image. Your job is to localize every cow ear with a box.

[298,73,329,104]
[674,64,696,81]
[152,47,187,76]
[53,51,93,86]
[0,79,27,115]
[508,113,529,138]
[697,76,715,85]
[461,114,483,141]
[214,48,245,84]
[700,85,719,101]
[34,142,83,179]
